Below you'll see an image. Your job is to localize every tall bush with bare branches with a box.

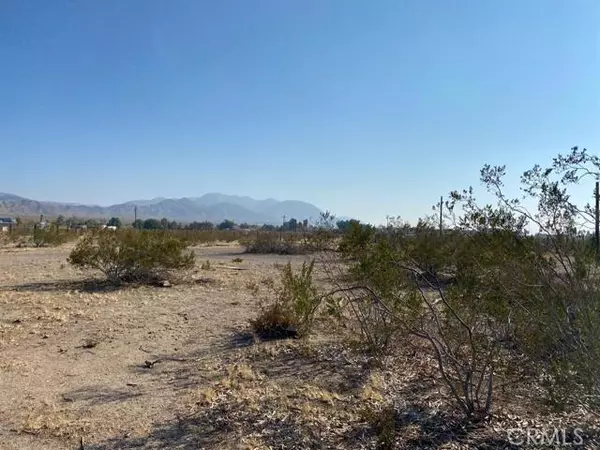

[327,146,600,418]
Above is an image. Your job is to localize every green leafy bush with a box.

[305,228,337,252]
[172,229,242,245]
[338,220,375,258]
[68,229,195,285]
[330,147,600,418]
[250,260,321,339]
[242,232,309,255]
[32,226,68,247]
[217,219,235,230]
[106,217,122,228]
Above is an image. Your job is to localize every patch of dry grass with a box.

[21,403,92,439]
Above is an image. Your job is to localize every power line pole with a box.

[281,214,286,241]
[595,181,599,263]
[134,206,138,229]
[439,196,443,237]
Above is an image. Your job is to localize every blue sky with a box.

[1,0,598,224]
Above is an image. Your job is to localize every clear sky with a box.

[1,0,598,224]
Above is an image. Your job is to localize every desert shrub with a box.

[250,260,321,339]
[242,232,309,255]
[0,231,10,247]
[32,225,68,247]
[338,220,376,258]
[68,229,195,285]
[328,147,600,419]
[279,260,322,333]
[333,222,517,417]
[360,404,396,450]
[305,228,338,252]
[250,302,299,340]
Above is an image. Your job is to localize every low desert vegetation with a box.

[0,224,77,248]
[67,229,195,285]
[241,224,340,255]
[2,147,600,449]
[242,232,309,255]
[250,260,321,339]
[247,146,600,425]
[336,148,600,422]
[32,225,71,248]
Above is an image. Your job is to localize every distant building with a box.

[0,218,15,232]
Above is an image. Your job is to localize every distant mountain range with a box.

[0,193,326,225]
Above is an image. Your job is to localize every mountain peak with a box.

[0,192,324,224]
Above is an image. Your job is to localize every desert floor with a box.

[0,244,598,449]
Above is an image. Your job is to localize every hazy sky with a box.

[1,0,598,224]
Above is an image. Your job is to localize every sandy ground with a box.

[0,244,316,449]
[1,244,599,449]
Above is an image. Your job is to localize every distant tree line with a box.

[12,213,373,233]
[121,217,367,232]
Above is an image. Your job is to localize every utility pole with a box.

[595,181,599,263]
[134,206,138,229]
[439,196,443,237]
[281,214,286,241]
